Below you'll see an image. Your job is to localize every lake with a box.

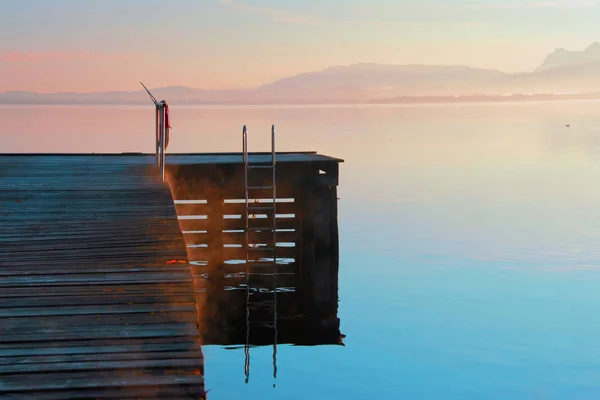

[3,102,600,399]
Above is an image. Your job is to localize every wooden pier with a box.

[0,155,204,399]
[0,151,343,396]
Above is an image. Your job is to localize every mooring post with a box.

[159,102,166,182]
[155,105,160,168]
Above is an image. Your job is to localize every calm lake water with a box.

[4,102,600,398]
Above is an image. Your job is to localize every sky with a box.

[1,0,600,93]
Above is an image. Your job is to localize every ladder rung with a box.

[247,165,273,169]
[247,227,275,231]
[247,185,274,190]
[245,260,278,263]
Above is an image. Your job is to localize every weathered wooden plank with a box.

[1,256,189,267]
[0,266,191,277]
[0,273,193,286]
[1,313,197,331]
[1,208,176,217]
[0,357,203,374]
[0,245,185,256]
[0,215,176,224]
[0,283,194,298]
[0,236,185,248]
[0,293,195,307]
[0,196,174,205]
[0,218,181,227]
[0,225,182,236]
[0,226,182,238]
[0,324,200,343]
[0,268,190,277]
[1,385,206,400]
[0,251,187,263]
[0,350,204,365]
[0,303,197,317]
[0,218,180,227]
[0,370,204,392]
[0,337,201,355]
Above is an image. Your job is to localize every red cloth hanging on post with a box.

[164,101,171,149]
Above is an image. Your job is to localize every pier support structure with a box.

[166,152,343,346]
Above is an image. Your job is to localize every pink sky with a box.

[2,0,600,93]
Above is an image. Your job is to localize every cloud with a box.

[342,19,487,27]
[0,51,137,63]
[457,0,598,9]
[218,0,322,26]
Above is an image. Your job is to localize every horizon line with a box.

[2,91,600,107]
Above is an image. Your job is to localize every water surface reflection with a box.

[193,245,342,386]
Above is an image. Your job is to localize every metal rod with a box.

[140,81,159,105]
[140,82,161,170]
[271,124,278,383]
[242,125,245,164]
[243,124,250,383]
[271,124,276,167]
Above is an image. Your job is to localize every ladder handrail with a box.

[271,124,278,383]
[243,124,250,383]
[243,124,278,385]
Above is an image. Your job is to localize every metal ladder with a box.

[242,125,278,385]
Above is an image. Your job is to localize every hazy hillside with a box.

[498,61,600,94]
[0,65,508,104]
[259,64,507,97]
[3,43,600,104]
[536,42,600,72]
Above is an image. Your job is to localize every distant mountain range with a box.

[3,43,600,105]
[536,42,600,71]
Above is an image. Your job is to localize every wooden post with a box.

[213,175,225,273]
[204,168,225,274]
[298,163,340,315]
